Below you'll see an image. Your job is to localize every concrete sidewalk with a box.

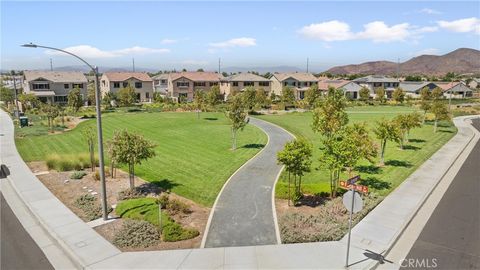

[1,108,478,269]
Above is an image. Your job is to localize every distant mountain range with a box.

[325,48,480,76]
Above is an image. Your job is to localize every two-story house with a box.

[353,75,400,98]
[23,71,88,104]
[152,73,169,95]
[167,72,223,102]
[220,73,271,99]
[100,72,153,102]
[318,79,362,99]
[270,72,318,100]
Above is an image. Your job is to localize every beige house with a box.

[220,73,271,99]
[100,72,153,102]
[353,75,399,98]
[318,79,362,99]
[167,72,223,102]
[23,71,88,104]
[270,72,318,100]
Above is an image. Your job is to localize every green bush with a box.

[46,154,61,170]
[70,171,87,179]
[167,198,192,215]
[162,222,199,242]
[46,153,98,171]
[117,188,144,201]
[74,194,112,221]
[113,219,160,248]
[156,194,169,209]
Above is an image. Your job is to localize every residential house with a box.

[100,72,153,102]
[270,72,318,100]
[23,71,88,104]
[167,72,223,102]
[399,81,438,98]
[152,74,169,95]
[435,82,473,98]
[220,73,271,99]
[468,78,480,89]
[318,79,362,99]
[353,75,400,98]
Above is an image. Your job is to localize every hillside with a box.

[326,48,480,76]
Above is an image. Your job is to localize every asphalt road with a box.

[1,192,54,270]
[402,118,480,270]
[204,117,293,248]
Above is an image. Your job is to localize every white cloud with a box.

[160,39,177,44]
[357,21,411,42]
[209,37,256,48]
[412,48,440,56]
[46,45,170,58]
[179,60,209,66]
[437,17,480,34]
[298,20,354,41]
[414,26,438,33]
[417,8,442,15]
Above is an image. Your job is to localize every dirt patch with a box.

[28,162,209,251]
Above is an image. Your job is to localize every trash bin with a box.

[19,116,28,127]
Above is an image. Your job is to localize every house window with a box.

[64,84,69,89]
[194,82,206,87]
[32,83,50,90]
[299,91,305,100]
[135,82,143,88]
[54,96,68,103]
[123,82,128,88]
[209,82,218,87]
[284,82,288,86]
[233,82,239,87]
[146,92,150,99]
[113,82,120,88]
[177,82,189,88]
[161,80,167,84]
[244,81,254,86]
[259,81,270,87]
[73,83,83,88]
[178,93,188,103]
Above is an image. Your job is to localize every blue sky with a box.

[1,1,479,72]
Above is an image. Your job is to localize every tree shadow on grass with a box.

[385,159,412,167]
[359,177,391,191]
[438,129,454,133]
[242,143,265,149]
[149,179,182,193]
[297,194,329,208]
[409,139,426,143]
[355,165,382,175]
[203,117,218,121]
[403,145,421,151]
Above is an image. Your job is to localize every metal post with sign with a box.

[342,176,365,268]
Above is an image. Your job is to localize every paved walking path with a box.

[203,117,294,248]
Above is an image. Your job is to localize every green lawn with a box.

[16,111,267,206]
[256,106,457,197]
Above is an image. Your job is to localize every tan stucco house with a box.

[23,71,88,104]
[220,73,271,99]
[167,72,223,102]
[100,72,153,102]
[270,72,318,100]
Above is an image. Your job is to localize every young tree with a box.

[375,87,386,103]
[277,139,312,206]
[0,87,14,103]
[87,84,96,106]
[311,87,348,139]
[281,86,295,107]
[82,127,97,172]
[255,88,267,109]
[392,87,405,104]
[41,104,59,132]
[242,86,256,111]
[109,130,156,189]
[18,93,39,112]
[225,94,249,150]
[193,89,206,119]
[305,83,321,108]
[431,87,443,100]
[67,87,83,113]
[430,101,450,133]
[103,92,116,109]
[419,87,431,124]
[393,112,422,148]
[359,87,370,102]
[374,119,401,165]
[206,85,222,107]
[405,112,422,142]
[117,84,136,106]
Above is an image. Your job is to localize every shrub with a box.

[45,153,98,171]
[74,194,112,221]
[162,222,199,242]
[113,219,160,248]
[70,171,87,179]
[156,194,169,209]
[94,170,100,181]
[167,199,192,215]
[46,154,61,170]
[117,188,144,201]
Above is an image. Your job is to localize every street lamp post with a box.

[22,43,109,220]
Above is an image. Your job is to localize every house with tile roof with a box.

[399,81,439,98]
[152,73,169,94]
[435,82,473,98]
[353,75,400,98]
[318,79,362,99]
[100,72,153,102]
[23,71,88,104]
[220,73,271,99]
[270,72,318,100]
[167,72,223,102]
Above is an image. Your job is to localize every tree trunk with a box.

[197,110,200,119]
[406,130,410,143]
[330,171,334,199]
[129,163,135,189]
[380,140,386,166]
[288,171,291,206]
[434,118,438,133]
[231,129,237,150]
[90,143,95,172]
[298,176,302,195]
[422,111,426,125]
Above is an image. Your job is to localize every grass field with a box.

[256,106,457,197]
[16,111,267,206]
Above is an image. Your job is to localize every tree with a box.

[18,93,39,112]
[431,87,443,100]
[82,127,97,172]
[393,112,422,148]
[405,75,423,81]
[374,119,401,165]
[375,87,386,103]
[41,103,59,132]
[117,84,136,106]
[305,83,321,108]
[255,88,268,109]
[419,87,431,124]
[277,139,313,206]
[0,87,14,103]
[359,87,370,102]
[197,68,204,72]
[108,130,156,189]
[67,87,83,113]
[392,87,405,104]
[225,94,249,150]
[103,92,116,108]
[193,89,206,119]
[242,86,256,111]
[281,86,295,107]
[87,84,96,106]
[311,87,348,139]
[405,112,422,142]
[206,85,222,107]
[430,101,450,133]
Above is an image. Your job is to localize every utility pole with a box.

[396,58,400,77]
[50,58,53,71]
[132,58,135,72]
[12,73,20,120]
[218,58,221,74]
[306,57,309,73]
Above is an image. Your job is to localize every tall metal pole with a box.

[307,57,309,73]
[50,58,53,71]
[132,58,135,72]
[12,75,20,120]
[345,188,355,268]
[218,58,221,74]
